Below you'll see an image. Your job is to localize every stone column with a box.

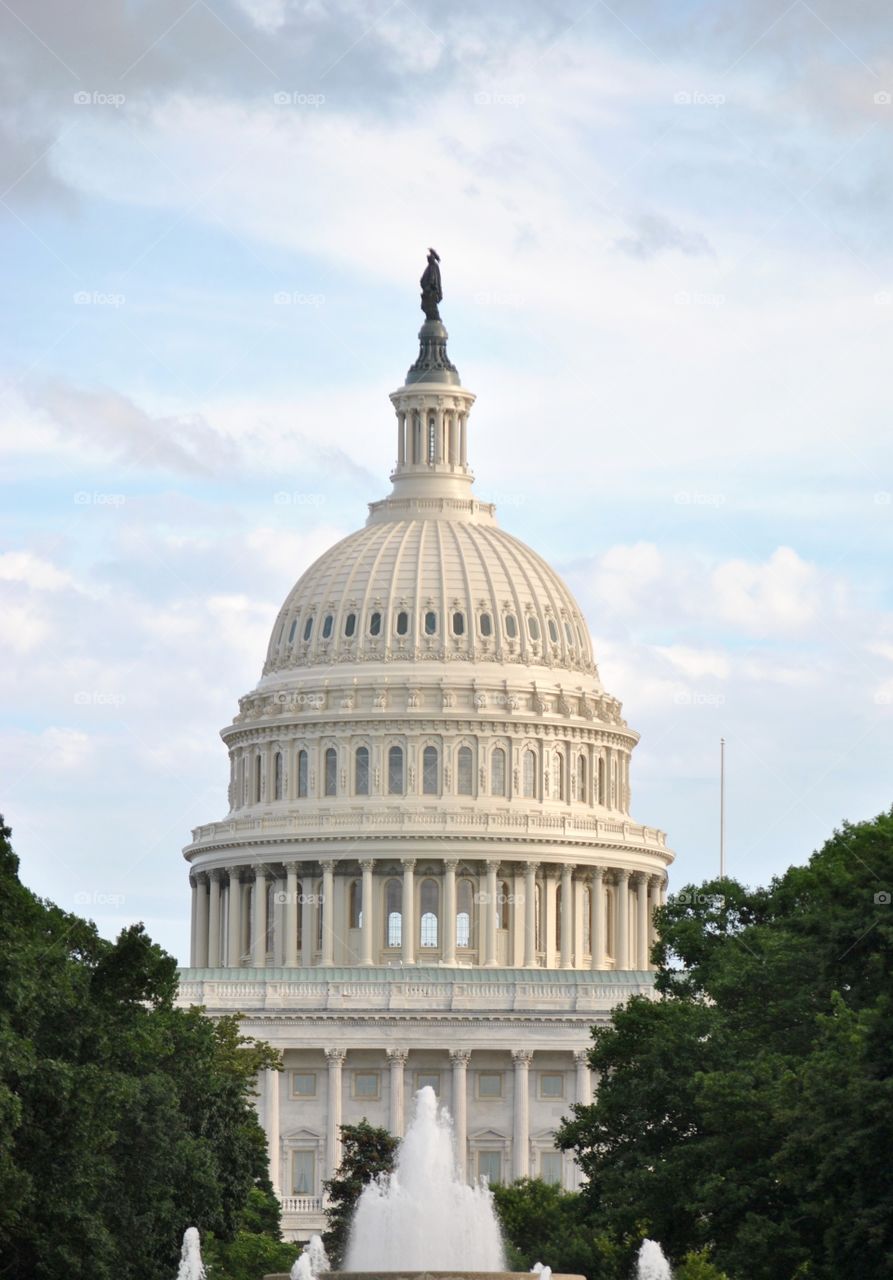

[360,859,375,965]
[285,864,299,967]
[241,880,252,959]
[189,877,198,966]
[398,411,406,465]
[590,867,606,970]
[443,859,458,965]
[227,869,242,967]
[574,1049,592,1106]
[195,874,209,967]
[459,413,467,466]
[450,1050,470,1179]
[208,871,222,967]
[325,1049,345,1176]
[252,867,267,968]
[264,1067,280,1193]
[321,861,336,966]
[544,869,559,968]
[301,873,314,966]
[560,863,573,968]
[635,873,649,970]
[387,1048,408,1136]
[604,746,613,809]
[484,860,499,966]
[648,875,662,967]
[511,1050,532,1180]
[401,859,416,965]
[524,862,538,967]
[615,870,630,970]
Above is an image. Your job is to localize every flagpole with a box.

[720,737,726,880]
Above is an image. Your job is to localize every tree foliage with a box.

[322,1119,399,1266]
[558,810,893,1280]
[0,816,280,1280]
[492,1178,628,1279]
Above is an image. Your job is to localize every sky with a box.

[2,0,892,963]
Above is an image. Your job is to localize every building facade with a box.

[178,298,673,1240]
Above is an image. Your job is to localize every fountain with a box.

[265,1087,584,1280]
[176,1227,206,1280]
[636,1240,672,1279]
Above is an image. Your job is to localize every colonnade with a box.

[396,406,469,468]
[189,858,667,971]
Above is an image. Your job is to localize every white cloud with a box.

[712,547,820,632]
[0,551,76,591]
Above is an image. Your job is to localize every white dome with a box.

[263,504,598,679]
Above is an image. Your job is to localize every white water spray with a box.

[176,1227,206,1280]
[291,1233,330,1280]
[344,1087,506,1271]
[637,1239,672,1280]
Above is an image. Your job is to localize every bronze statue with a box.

[420,247,442,321]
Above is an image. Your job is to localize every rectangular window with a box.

[415,1071,441,1096]
[477,1071,503,1099]
[540,1072,564,1099]
[477,1151,502,1185]
[292,1071,317,1098]
[540,1151,562,1185]
[292,1149,316,1195]
[353,1071,380,1100]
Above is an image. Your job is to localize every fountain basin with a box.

[265,1273,586,1280]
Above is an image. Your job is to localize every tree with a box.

[322,1120,399,1266]
[558,810,893,1280]
[492,1178,628,1280]
[0,816,280,1280]
[202,1188,298,1280]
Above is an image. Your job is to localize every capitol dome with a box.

[179,266,674,1230]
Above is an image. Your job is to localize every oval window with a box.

[548,619,559,644]
[396,610,409,636]
[344,612,356,638]
[453,611,465,636]
[424,610,437,636]
[303,615,314,641]
[527,615,540,641]
[287,619,297,643]
[322,614,334,640]
[505,613,518,639]
[564,621,574,646]
[480,612,492,637]
[369,611,382,636]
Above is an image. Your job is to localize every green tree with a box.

[202,1188,297,1280]
[322,1119,399,1266]
[0,816,280,1280]
[492,1178,628,1280]
[558,810,893,1280]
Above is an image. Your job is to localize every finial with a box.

[420,247,442,321]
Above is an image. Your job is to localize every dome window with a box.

[324,747,337,796]
[322,614,334,640]
[457,745,474,796]
[422,745,439,795]
[385,879,402,948]
[424,610,437,636]
[490,746,506,797]
[396,610,410,637]
[522,749,537,798]
[548,619,559,644]
[344,612,357,638]
[297,749,308,798]
[355,745,370,796]
[479,612,492,637]
[452,611,465,636]
[505,613,518,639]
[369,610,382,637]
[527,615,540,641]
[564,621,574,646]
[287,619,297,644]
[303,615,314,642]
[388,744,405,794]
[577,624,586,648]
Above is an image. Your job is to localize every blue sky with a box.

[2,0,892,961]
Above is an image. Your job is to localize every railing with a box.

[279,1195,324,1214]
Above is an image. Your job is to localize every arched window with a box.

[457,745,474,796]
[355,746,370,796]
[254,755,262,803]
[527,615,540,641]
[564,621,574,645]
[388,745,404,795]
[523,749,536,798]
[498,879,510,930]
[490,747,506,797]
[479,612,492,637]
[422,745,438,795]
[369,610,382,637]
[344,612,356,638]
[597,756,605,805]
[385,879,402,948]
[452,611,465,636]
[324,747,337,797]
[576,755,586,802]
[424,610,437,636]
[420,878,439,948]
[552,751,564,801]
[548,618,559,644]
[303,614,314,641]
[321,614,334,640]
[505,613,518,639]
[297,749,308,798]
[395,610,409,637]
[456,878,474,948]
[349,879,362,929]
[274,751,283,800]
[287,619,297,644]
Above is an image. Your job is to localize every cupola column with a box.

[483,860,500,967]
[401,859,416,965]
[560,863,574,968]
[360,860,375,965]
[208,871,222,967]
[443,859,458,965]
[285,863,299,967]
[195,874,209,967]
[648,875,662,969]
[615,870,630,969]
[524,862,539,967]
[227,868,242,966]
[591,867,606,970]
[252,867,267,967]
[635,872,649,970]
[321,860,335,966]
[301,873,314,966]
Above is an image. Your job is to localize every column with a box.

[524,862,538,967]
[360,859,375,965]
[450,1050,470,1179]
[321,860,335,966]
[511,1050,532,1180]
[273,872,285,966]
[443,859,458,965]
[560,863,573,968]
[574,1049,592,1106]
[483,860,499,966]
[195,874,209,967]
[252,867,267,968]
[590,867,606,970]
[264,1067,280,1194]
[387,1048,408,1137]
[227,868,242,967]
[301,873,314,966]
[544,869,559,968]
[648,875,662,968]
[635,873,649,970]
[604,746,613,809]
[241,880,252,959]
[401,859,416,965]
[208,871,222,967]
[325,1049,345,1175]
[460,413,467,465]
[615,870,630,970]
[189,878,198,966]
[285,863,299,967]
[398,411,406,465]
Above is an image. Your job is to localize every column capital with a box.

[325,1048,346,1063]
[544,866,560,883]
[443,858,459,872]
[208,868,225,883]
[254,864,268,880]
[485,858,501,873]
[573,1049,591,1066]
[512,1049,534,1065]
[449,1048,471,1065]
[633,870,649,885]
[320,859,336,874]
[401,857,417,871]
[360,858,376,872]
[524,860,541,876]
[615,867,631,883]
[591,865,605,883]
[227,865,242,881]
[386,1047,408,1064]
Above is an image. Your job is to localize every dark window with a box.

[505,614,518,639]
[479,612,492,637]
[564,621,574,645]
[424,610,437,636]
[344,612,356,638]
[527,615,540,641]
[369,611,382,636]
[324,747,337,796]
[396,611,409,636]
[303,615,314,641]
[355,746,370,796]
[287,619,297,643]
[322,614,334,640]
[422,745,438,795]
[274,751,283,800]
[452,611,465,636]
[457,745,473,795]
[388,745,404,795]
[548,619,559,644]
[297,749,308,797]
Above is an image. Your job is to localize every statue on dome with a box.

[420,247,442,321]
